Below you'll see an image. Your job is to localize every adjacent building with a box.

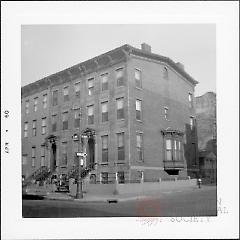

[21,43,199,184]
[195,92,217,182]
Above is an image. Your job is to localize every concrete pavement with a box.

[42,184,214,203]
[23,186,217,217]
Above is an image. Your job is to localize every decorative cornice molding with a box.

[21,44,197,98]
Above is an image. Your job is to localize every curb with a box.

[44,196,74,201]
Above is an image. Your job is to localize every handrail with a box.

[68,163,97,179]
[22,166,51,187]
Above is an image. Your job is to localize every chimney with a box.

[141,43,151,53]
[176,62,185,71]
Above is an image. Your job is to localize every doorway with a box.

[50,142,57,171]
[87,137,95,167]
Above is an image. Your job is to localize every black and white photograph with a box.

[1,2,239,239]
[20,24,217,218]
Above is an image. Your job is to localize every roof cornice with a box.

[21,45,130,98]
[127,45,198,86]
[21,44,198,98]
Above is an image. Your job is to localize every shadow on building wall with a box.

[199,138,217,184]
[184,123,199,179]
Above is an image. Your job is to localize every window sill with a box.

[99,162,108,165]
[59,165,67,168]
[135,87,143,90]
[114,161,126,164]
[136,119,143,123]
[116,85,125,89]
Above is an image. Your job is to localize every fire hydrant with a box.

[197,178,202,188]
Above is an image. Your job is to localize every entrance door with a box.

[50,143,56,171]
[87,138,95,167]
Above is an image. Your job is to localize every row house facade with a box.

[21,43,199,184]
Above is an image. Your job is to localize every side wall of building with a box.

[127,55,198,181]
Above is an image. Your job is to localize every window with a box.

[62,112,68,130]
[52,90,58,106]
[52,115,57,132]
[164,107,169,120]
[88,78,94,96]
[135,69,142,88]
[190,116,194,130]
[63,87,69,102]
[41,118,47,135]
[165,139,183,161]
[24,122,28,138]
[22,155,27,165]
[74,109,80,128]
[61,142,67,166]
[136,133,144,161]
[101,172,108,184]
[41,146,45,166]
[32,120,37,137]
[117,132,125,161]
[25,100,29,114]
[116,68,124,87]
[43,94,47,109]
[33,97,38,112]
[101,135,108,163]
[31,147,36,167]
[163,67,168,79]
[75,82,80,98]
[174,140,178,161]
[117,171,125,184]
[117,98,124,119]
[165,139,172,161]
[178,141,183,161]
[87,105,94,125]
[188,93,193,108]
[101,102,108,122]
[136,99,142,121]
[101,73,108,91]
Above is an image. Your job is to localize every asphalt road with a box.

[22,186,217,218]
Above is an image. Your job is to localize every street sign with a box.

[76,152,87,157]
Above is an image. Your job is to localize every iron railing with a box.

[68,163,97,180]
[22,166,51,187]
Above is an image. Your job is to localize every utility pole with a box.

[76,107,83,199]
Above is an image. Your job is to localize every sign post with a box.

[75,152,87,199]
[76,134,88,199]
[76,153,83,199]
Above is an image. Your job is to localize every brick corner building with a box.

[21,43,199,185]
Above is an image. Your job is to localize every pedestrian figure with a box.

[197,178,202,188]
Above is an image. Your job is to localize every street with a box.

[23,186,217,218]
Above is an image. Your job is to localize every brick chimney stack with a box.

[141,43,151,53]
[176,62,185,71]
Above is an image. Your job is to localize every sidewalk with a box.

[43,185,215,203]
[44,192,155,202]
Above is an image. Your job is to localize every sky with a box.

[21,24,216,96]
